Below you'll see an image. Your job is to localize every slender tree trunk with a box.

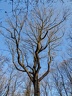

[33,74,40,96]
[25,80,31,96]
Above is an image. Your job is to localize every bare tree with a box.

[41,78,52,96]
[0,1,67,96]
[51,59,72,96]
[0,55,8,96]
[59,60,72,96]
[24,78,32,96]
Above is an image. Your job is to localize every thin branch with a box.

[13,62,25,72]
[41,18,65,40]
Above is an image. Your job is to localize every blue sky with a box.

[0,1,72,96]
[0,0,72,62]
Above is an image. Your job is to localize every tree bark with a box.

[33,74,40,96]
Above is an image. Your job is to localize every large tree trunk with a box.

[33,74,40,96]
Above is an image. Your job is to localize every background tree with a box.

[50,59,72,96]
[0,0,68,96]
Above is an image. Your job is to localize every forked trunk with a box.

[33,74,40,96]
